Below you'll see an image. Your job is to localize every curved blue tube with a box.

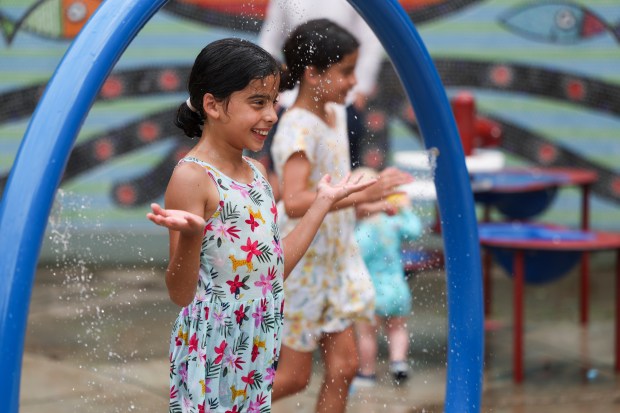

[0,0,482,411]
[0,1,168,411]
[347,0,484,411]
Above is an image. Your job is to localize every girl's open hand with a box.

[146,203,206,235]
[316,173,377,203]
[366,167,414,201]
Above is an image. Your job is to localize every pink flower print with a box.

[272,238,283,259]
[182,396,193,411]
[178,362,188,382]
[230,182,250,198]
[255,393,268,407]
[182,307,190,317]
[204,306,210,320]
[204,378,212,394]
[191,305,200,320]
[267,266,277,282]
[265,367,276,384]
[214,221,240,242]
[247,400,261,413]
[270,201,278,222]
[224,347,245,371]
[198,401,206,413]
[214,340,227,364]
[204,221,213,234]
[240,237,262,262]
[245,214,259,232]
[225,406,240,413]
[254,273,273,297]
[252,306,265,328]
[213,310,225,328]
[169,385,178,399]
[188,333,198,354]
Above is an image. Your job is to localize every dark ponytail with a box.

[176,38,280,138]
[281,18,359,91]
[174,100,203,138]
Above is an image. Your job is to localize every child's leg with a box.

[386,316,409,362]
[316,326,359,413]
[355,319,379,376]
[271,344,314,400]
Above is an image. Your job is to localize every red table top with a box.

[479,227,620,251]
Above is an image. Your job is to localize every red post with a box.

[616,249,620,372]
[514,250,525,383]
[451,92,476,156]
[580,184,591,325]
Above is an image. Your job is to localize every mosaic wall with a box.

[0,0,619,262]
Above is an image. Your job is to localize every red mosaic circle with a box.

[489,65,513,88]
[565,79,586,101]
[94,138,114,160]
[138,121,160,142]
[158,70,180,91]
[101,76,123,99]
[537,143,557,164]
[116,184,137,206]
[366,111,386,131]
[611,177,620,196]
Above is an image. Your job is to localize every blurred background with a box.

[1,1,619,411]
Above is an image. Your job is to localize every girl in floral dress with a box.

[269,20,413,413]
[147,38,375,413]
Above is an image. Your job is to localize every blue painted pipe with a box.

[0,0,483,411]
[347,1,484,411]
[0,1,168,411]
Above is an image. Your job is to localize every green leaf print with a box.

[255,243,273,264]
[248,187,264,206]
[207,398,219,410]
[205,359,221,380]
[250,371,264,390]
[261,314,275,333]
[221,202,240,222]
[169,401,182,413]
[233,332,250,353]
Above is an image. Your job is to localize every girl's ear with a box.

[202,93,221,119]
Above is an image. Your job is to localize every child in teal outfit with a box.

[354,190,423,385]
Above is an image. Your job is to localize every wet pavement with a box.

[21,256,620,412]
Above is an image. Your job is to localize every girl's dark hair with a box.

[176,38,280,138]
[281,18,359,91]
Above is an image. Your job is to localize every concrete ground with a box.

[19,256,620,412]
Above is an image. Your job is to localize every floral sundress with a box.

[169,157,284,413]
[270,104,375,352]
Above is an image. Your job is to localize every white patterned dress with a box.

[169,157,284,413]
[270,104,375,352]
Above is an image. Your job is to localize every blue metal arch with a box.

[0,0,483,411]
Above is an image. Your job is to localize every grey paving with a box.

[20,259,620,412]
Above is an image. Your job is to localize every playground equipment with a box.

[0,0,483,412]
[479,222,620,383]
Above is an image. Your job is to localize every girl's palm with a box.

[147,203,206,235]
[317,173,376,202]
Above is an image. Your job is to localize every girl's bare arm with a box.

[280,152,413,218]
[147,163,218,306]
[281,173,375,278]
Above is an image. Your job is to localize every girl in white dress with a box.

[270,19,413,413]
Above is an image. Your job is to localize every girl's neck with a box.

[293,89,333,126]
[188,134,248,177]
